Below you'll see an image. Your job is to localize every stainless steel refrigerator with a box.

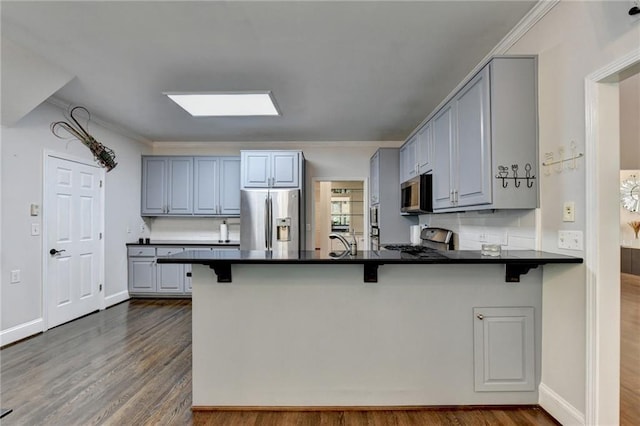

[240,189,302,251]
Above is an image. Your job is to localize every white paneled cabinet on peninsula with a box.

[241,150,304,189]
[141,156,240,217]
[404,56,538,212]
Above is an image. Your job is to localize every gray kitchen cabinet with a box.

[168,157,193,214]
[400,121,433,184]
[193,156,241,216]
[127,247,157,293]
[142,155,240,217]
[219,157,241,215]
[241,150,303,189]
[369,150,380,205]
[416,121,433,175]
[430,56,538,212]
[156,247,185,293]
[128,245,240,296]
[141,157,168,215]
[473,306,535,392]
[399,136,418,183]
[432,102,455,210]
[369,148,417,244]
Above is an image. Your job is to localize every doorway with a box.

[44,153,105,329]
[617,72,640,425]
[584,51,640,424]
[313,180,366,254]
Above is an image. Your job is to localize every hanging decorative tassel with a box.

[50,105,117,172]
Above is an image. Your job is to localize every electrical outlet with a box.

[140,223,146,233]
[558,230,583,250]
[563,201,575,222]
[31,223,40,236]
[11,270,20,283]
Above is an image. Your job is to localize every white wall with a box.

[505,1,640,424]
[1,101,149,344]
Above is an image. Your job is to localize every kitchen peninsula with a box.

[159,249,581,408]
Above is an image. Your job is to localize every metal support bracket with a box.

[505,264,539,282]
[364,263,379,283]
[210,263,232,283]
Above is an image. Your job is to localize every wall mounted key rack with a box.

[495,163,536,189]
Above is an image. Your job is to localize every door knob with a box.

[476,314,484,320]
[49,248,66,255]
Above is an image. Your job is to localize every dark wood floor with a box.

[621,273,640,426]
[1,298,562,425]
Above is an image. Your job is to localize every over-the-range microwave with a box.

[400,174,433,214]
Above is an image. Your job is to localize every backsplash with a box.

[148,217,241,241]
[419,209,538,250]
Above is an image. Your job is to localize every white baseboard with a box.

[105,290,130,307]
[0,318,44,346]
[539,382,585,425]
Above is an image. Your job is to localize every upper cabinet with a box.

[400,122,433,184]
[430,56,539,212]
[141,156,240,217]
[241,150,304,189]
[193,157,241,216]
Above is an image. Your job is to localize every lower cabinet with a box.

[156,248,185,293]
[473,306,535,392]
[621,247,640,275]
[128,245,239,297]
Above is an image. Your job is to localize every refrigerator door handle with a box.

[264,195,270,249]
[268,195,273,249]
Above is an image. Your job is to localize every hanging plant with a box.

[50,105,117,171]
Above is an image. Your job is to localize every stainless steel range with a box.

[383,227,453,258]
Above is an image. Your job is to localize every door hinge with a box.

[100,180,103,188]
[99,232,103,240]
[99,284,103,291]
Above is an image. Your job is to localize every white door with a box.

[45,155,103,328]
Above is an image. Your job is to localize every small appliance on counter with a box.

[219,220,229,243]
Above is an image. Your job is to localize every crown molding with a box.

[151,140,403,150]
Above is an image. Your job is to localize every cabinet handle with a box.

[477,314,484,320]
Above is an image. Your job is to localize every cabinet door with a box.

[168,157,193,214]
[621,247,632,274]
[631,249,640,276]
[455,66,492,207]
[141,157,168,215]
[370,151,379,205]
[219,157,241,215]
[432,103,455,209]
[417,121,433,174]
[473,307,535,392]
[128,257,156,293]
[156,248,184,293]
[271,152,299,187]
[242,152,271,188]
[399,137,417,183]
[193,157,219,215]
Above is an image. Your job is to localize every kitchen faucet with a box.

[329,233,356,255]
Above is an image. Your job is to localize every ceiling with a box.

[1,1,537,143]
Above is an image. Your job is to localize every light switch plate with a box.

[558,230,583,250]
[10,270,20,283]
[31,223,40,236]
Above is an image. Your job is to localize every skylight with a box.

[165,92,280,117]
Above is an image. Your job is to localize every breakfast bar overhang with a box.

[158,250,582,409]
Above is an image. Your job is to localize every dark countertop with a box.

[157,249,582,283]
[126,240,240,247]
